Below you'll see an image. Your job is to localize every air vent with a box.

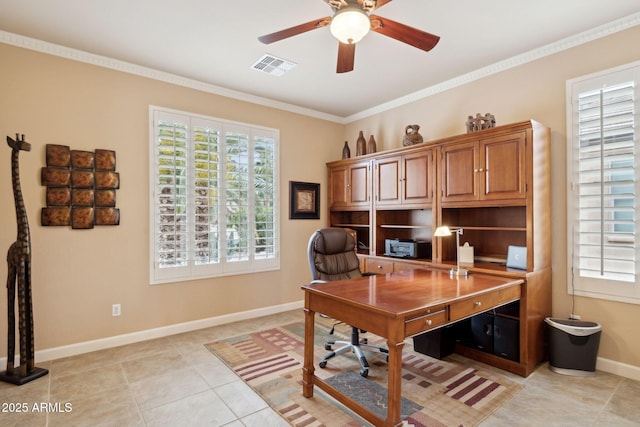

[251,54,296,76]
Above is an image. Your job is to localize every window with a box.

[149,107,279,284]
[566,61,640,304]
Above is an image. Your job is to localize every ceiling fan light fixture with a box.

[330,6,370,44]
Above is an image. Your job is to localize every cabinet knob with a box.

[377,265,383,269]
[425,319,432,326]
[474,301,482,307]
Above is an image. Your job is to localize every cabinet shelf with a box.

[333,223,370,228]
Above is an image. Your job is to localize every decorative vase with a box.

[341,141,351,159]
[356,131,366,156]
[402,124,423,146]
[367,135,377,154]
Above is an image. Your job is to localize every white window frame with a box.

[149,106,280,284]
[566,60,640,304]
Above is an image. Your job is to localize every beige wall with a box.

[0,43,342,352]
[1,24,639,372]
[345,26,640,368]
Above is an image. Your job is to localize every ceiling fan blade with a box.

[337,42,355,73]
[258,17,331,44]
[370,15,440,52]
[371,0,393,10]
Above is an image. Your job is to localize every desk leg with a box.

[386,340,405,427]
[302,307,315,398]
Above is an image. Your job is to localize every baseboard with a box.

[596,356,640,381]
[1,300,304,366]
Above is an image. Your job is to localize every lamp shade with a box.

[330,6,370,44]
[434,226,452,237]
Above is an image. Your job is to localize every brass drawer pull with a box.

[425,319,432,326]
[475,301,482,307]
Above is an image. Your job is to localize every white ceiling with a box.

[1,0,640,120]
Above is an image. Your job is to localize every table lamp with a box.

[434,225,469,277]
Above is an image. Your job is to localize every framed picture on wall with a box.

[289,181,320,220]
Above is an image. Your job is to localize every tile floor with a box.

[1,309,639,427]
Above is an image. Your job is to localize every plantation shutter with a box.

[254,134,277,259]
[150,107,279,284]
[153,113,190,280]
[568,63,640,303]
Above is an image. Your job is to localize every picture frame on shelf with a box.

[289,181,320,220]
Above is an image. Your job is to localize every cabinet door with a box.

[441,141,478,203]
[328,166,349,207]
[328,161,370,208]
[481,131,526,200]
[349,162,370,206]
[375,155,401,206]
[375,150,433,207]
[403,150,433,205]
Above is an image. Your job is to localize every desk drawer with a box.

[367,258,394,274]
[405,309,447,336]
[449,285,520,322]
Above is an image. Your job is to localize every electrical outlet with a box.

[112,304,121,317]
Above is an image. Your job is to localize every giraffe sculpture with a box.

[1,134,48,385]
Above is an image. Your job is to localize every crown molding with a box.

[344,12,640,123]
[2,11,639,125]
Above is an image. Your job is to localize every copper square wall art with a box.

[41,207,71,226]
[95,149,116,171]
[95,190,116,207]
[46,188,71,206]
[71,170,95,188]
[41,167,71,187]
[72,207,94,229]
[71,189,94,207]
[95,171,119,189]
[41,144,120,229]
[95,208,120,225]
[46,144,71,168]
[71,150,95,169]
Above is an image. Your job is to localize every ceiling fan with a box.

[258,0,440,73]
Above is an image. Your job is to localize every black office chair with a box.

[307,227,388,377]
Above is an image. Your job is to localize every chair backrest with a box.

[307,228,363,282]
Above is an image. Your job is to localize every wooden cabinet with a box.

[326,121,550,377]
[327,159,372,253]
[375,149,434,207]
[328,159,371,209]
[441,131,526,204]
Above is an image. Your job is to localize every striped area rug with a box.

[205,320,522,426]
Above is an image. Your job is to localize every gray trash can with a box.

[545,317,601,377]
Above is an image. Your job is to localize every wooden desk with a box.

[301,268,523,427]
